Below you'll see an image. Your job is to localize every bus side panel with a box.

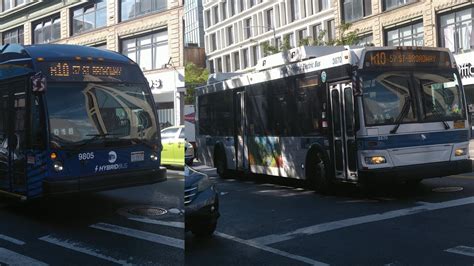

[247,136,327,179]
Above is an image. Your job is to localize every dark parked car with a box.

[185,166,219,236]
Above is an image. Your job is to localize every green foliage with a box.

[334,22,360,45]
[280,35,292,51]
[261,41,279,56]
[184,63,209,104]
[257,23,361,59]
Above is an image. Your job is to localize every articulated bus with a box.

[196,46,471,191]
[0,44,166,200]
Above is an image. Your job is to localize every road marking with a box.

[128,217,184,229]
[39,235,131,265]
[446,245,474,257]
[250,196,474,245]
[215,232,328,266]
[0,247,48,266]
[0,234,25,245]
[91,223,184,249]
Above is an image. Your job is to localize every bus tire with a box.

[214,147,229,179]
[306,150,332,194]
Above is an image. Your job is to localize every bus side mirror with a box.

[31,72,47,93]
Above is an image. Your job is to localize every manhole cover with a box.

[432,187,463,193]
[126,206,168,217]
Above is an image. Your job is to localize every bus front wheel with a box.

[306,151,332,194]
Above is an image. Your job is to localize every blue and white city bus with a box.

[0,44,166,200]
[196,46,471,191]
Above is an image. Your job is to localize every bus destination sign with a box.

[364,50,451,69]
[49,62,122,78]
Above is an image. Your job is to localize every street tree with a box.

[185,62,209,104]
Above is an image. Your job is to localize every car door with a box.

[161,127,179,165]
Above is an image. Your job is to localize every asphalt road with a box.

[185,162,474,266]
[0,169,184,265]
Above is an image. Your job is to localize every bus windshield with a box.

[361,70,465,126]
[46,82,158,149]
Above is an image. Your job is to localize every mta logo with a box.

[108,151,117,163]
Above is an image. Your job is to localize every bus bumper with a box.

[358,160,472,183]
[43,167,167,195]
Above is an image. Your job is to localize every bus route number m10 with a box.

[369,52,387,66]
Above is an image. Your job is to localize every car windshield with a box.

[46,82,158,149]
[361,70,465,126]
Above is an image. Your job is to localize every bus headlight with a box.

[365,156,386,165]
[455,148,466,156]
[53,161,64,172]
[150,153,158,161]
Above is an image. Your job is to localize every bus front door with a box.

[235,91,247,171]
[329,83,357,182]
[0,78,28,196]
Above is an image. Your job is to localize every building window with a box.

[355,34,373,46]
[210,33,217,51]
[319,0,331,11]
[290,0,299,22]
[343,0,372,22]
[2,0,25,12]
[251,45,258,66]
[439,7,474,54]
[230,0,235,16]
[2,27,23,44]
[327,19,335,42]
[205,10,211,28]
[121,30,169,71]
[298,28,308,43]
[287,33,295,48]
[312,24,323,43]
[71,0,106,36]
[239,0,245,12]
[266,8,274,31]
[233,52,240,70]
[244,18,252,38]
[221,1,227,20]
[121,0,168,22]
[225,54,231,72]
[209,60,215,73]
[213,5,219,24]
[227,26,234,45]
[249,0,255,8]
[33,15,60,44]
[93,43,108,49]
[382,0,416,11]
[217,57,223,72]
[275,36,281,48]
[242,48,248,68]
[385,21,423,46]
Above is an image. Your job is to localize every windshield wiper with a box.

[431,107,450,130]
[129,138,156,149]
[75,133,121,149]
[390,96,412,134]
